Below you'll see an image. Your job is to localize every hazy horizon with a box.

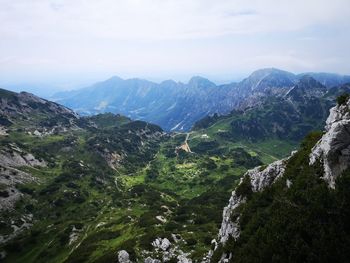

[1,67,350,98]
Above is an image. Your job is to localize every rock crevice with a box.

[310,99,350,188]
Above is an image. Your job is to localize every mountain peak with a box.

[188,76,216,88]
[160,79,178,86]
[107,75,124,82]
[241,68,296,92]
[95,76,125,87]
[248,68,295,79]
[296,75,327,91]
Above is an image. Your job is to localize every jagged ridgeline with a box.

[52,69,350,132]
[193,78,350,142]
[210,96,350,263]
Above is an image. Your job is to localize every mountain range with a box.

[1,68,350,263]
[52,68,350,131]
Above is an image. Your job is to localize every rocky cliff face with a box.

[211,97,350,262]
[212,157,290,262]
[310,98,350,188]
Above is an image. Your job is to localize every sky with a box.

[0,0,350,91]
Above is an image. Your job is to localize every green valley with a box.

[0,89,300,262]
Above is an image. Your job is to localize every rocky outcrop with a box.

[211,157,290,262]
[219,158,288,243]
[310,99,350,188]
[218,193,244,245]
[118,250,132,263]
[144,257,161,263]
[117,236,192,263]
[0,166,35,211]
[152,237,172,251]
[0,143,44,211]
[102,151,123,170]
[0,149,46,168]
[0,141,44,249]
[0,161,37,247]
[68,225,83,246]
[246,158,289,192]
[146,237,192,262]
[0,213,33,245]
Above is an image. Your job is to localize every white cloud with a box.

[1,0,349,40]
[0,0,349,85]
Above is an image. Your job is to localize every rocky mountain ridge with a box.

[53,68,350,131]
[210,97,350,262]
[0,89,78,121]
[0,88,80,136]
[193,76,336,143]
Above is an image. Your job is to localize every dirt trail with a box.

[176,132,192,153]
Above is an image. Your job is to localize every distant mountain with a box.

[53,76,236,131]
[52,69,350,131]
[325,83,350,99]
[298,72,350,88]
[235,68,297,96]
[193,76,333,142]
